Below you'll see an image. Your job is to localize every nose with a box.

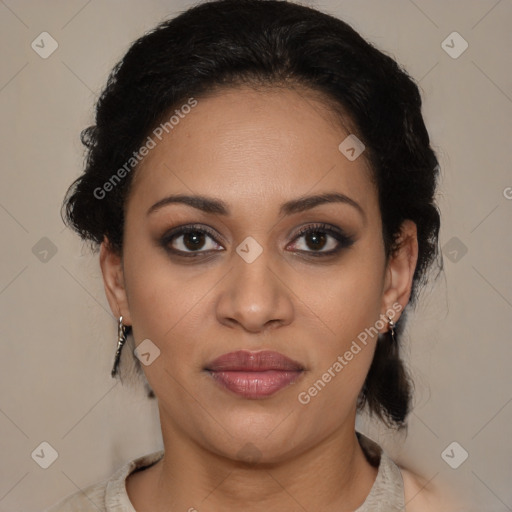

[215,244,294,334]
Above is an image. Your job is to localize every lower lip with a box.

[208,370,304,399]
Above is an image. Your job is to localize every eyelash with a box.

[159,223,355,259]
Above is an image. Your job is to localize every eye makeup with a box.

[157,221,356,260]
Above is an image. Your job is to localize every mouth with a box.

[204,350,305,399]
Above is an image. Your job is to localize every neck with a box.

[127,412,378,512]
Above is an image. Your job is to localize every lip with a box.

[205,350,305,399]
[205,350,305,372]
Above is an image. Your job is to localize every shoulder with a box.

[401,467,437,511]
[43,480,107,512]
[400,467,460,512]
[42,450,164,512]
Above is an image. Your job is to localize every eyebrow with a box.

[146,192,365,220]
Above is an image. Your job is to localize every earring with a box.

[111,315,128,378]
[386,315,396,344]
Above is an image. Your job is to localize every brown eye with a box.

[304,231,328,251]
[289,223,354,256]
[160,225,224,256]
[181,231,207,251]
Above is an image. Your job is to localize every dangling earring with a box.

[386,315,396,344]
[111,315,128,377]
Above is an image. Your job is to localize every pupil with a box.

[184,232,204,250]
[307,232,325,250]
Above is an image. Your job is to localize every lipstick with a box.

[204,350,305,399]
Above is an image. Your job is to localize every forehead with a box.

[127,86,376,218]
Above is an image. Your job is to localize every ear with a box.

[380,220,419,324]
[99,237,132,325]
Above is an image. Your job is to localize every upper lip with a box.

[205,350,305,372]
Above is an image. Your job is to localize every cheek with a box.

[124,256,208,344]
[294,237,386,410]
[295,347,375,442]
[121,240,223,387]
[122,253,209,403]
[313,241,386,343]
[296,277,383,425]
[122,221,202,332]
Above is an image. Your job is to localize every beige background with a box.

[1,0,511,510]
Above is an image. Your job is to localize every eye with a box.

[160,224,224,257]
[288,223,354,256]
[160,222,354,259]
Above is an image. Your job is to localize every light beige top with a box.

[44,432,405,512]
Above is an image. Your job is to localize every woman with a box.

[48,0,454,510]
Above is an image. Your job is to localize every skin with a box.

[98,84,443,511]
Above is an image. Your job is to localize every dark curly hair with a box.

[62,0,442,429]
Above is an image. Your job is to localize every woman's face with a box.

[101,85,416,462]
